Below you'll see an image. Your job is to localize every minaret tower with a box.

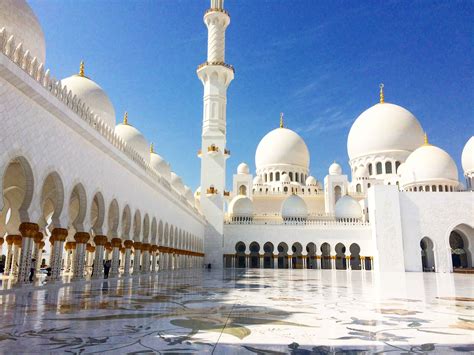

[197,0,234,263]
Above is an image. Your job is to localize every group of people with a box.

[91,259,113,279]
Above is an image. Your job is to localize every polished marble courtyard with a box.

[0,269,472,354]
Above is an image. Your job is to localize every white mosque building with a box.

[0,0,472,286]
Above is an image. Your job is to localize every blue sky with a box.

[29,0,473,190]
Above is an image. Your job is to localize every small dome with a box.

[281,173,291,183]
[335,195,362,219]
[170,172,185,194]
[461,136,474,175]
[305,176,317,186]
[401,143,458,187]
[237,162,250,174]
[347,102,424,160]
[184,186,194,204]
[396,162,406,176]
[253,175,263,185]
[281,194,308,220]
[61,66,116,128]
[255,127,310,170]
[354,166,369,179]
[229,195,254,217]
[0,0,46,64]
[115,118,149,161]
[150,149,171,181]
[329,162,342,175]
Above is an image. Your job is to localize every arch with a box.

[335,243,346,270]
[449,225,474,270]
[142,214,150,243]
[277,242,289,269]
[151,217,157,245]
[107,199,120,237]
[306,243,317,269]
[132,210,142,242]
[239,185,247,196]
[249,241,260,268]
[291,242,303,269]
[420,237,435,272]
[349,243,361,270]
[356,184,362,193]
[121,205,131,239]
[275,172,280,181]
[68,183,87,232]
[368,163,373,175]
[158,220,164,245]
[320,243,331,269]
[376,162,382,175]
[334,186,342,203]
[263,242,274,268]
[164,222,169,246]
[235,241,246,268]
[90,192,105,236]
[40,171,65,230]
[385,161,393,174]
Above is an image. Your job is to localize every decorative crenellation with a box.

[225,218,370,227]
[0,27,200,216]
[197,61,234,73]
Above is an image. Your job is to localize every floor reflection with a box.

[0,269,472,353]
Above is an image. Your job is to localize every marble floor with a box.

[0,269,472,354]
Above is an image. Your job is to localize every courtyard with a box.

[0,269,472,353]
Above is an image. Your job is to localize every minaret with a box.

[197,0,234,266]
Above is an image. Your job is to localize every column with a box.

[17,222,39,284]
[72,232,89,280]
[50,228,68,281]
[361,256,366,270]
[151,246,158,272]
[65,241,74,273]
[48,235,55,269]
[86,243,95,276]
[302,256,307,269]
[245,254,249,269]
[288,255,293,269]
[105,242,112,261]
[369,256,374,271]
[346,256,351,270]
[4,235,14,276]
[331,255,336,269]
[133,242,142,275]
[110,238,122,278]
[259,254,264,269]
[273,254,278,269]
[11,235,22,277]
[33,232,44,273]
[123,240,133,275]
[316,255,321,269]
[92,235,107,279]
[141,244,150,274]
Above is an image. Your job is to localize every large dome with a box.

[61,67,116,128]
[335,195,362,219]
[0,0,46,64]
[400,143,458,187]
[255,128,309,170]
[229,195,254,218]
[281,194,308,220]
[347,103,424,160]
[461,136,474,175]
[115,114,149,160]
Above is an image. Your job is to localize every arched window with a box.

[376,162,382,174]
[445,185,448,191]
[356,184,361,193]
[276,172,280,181]
[284,186,288,193]
[367,183,371,188]
[425,185,430,192]
[301,173,305,182]
[289,172,293,181]
[395,161,401,172]
[450,186,454,192]
[295,173,299,182]
[385,161,393,174]
[264,173,267,182]
[334,185,342,202]
[439,185,443,191]
[414,186,418,191]
[269,172,273,182]
[432,185,437,191]
[368,163,373,175]
[239,185,247,196]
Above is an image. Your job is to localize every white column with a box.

[110,239,121,278]
[17,223,38,284]
[331,255,336,270]
[316,255,321,269]
[4,238,14,276]
[50,228,68,281]
[133,243,142,275]
[123,247,132,276]
[72,232,89,280]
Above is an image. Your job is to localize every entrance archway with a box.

[277,242,288,269]
[306,243,317,269]
[449,226,473,269]
[349,243,361,270]
[321,243,331,269]
[420,237,435,272]
[235,242,246,268]
[335,243,346,270]
[291,242,303,269]
[249,241,260,268]
[263,242,274,268]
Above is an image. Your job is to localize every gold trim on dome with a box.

[423,132,431,146]
[150,143,154,153]
[379,83,385,103]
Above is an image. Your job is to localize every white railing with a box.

[225,218,369,227]
[0,27,200,217]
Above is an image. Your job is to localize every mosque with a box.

[0,0,472,287]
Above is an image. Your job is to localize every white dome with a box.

[237,162,250,174]
[347,103,424,160]
[396,162,406,176]
[61,71,116,128]
[305,176,317,186]
[150,150,171,181]
[461,136,474,175]
[115,121,149,160]
[335,195,362,219]
[170,172,185,194]
[354,166,369,179]
[281,194,308,220]
[329,162,342,175]
[281,173,291,183]
[229,195,254,217]
[253,175,263,185]
[0,0,46,64]
[401,143,458,186]
[255,128,310,170]
[184,186,194,204]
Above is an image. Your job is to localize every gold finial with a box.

[123,111,128,125]
[150,143,154,153]
[280,112,284,128]
[423,132,430,146]
[79,61,85,77]
[379,83,385,103]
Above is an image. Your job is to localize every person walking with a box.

[29,258,36,282]
[104,260,111,279]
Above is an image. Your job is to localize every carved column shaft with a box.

[72,233,89,280]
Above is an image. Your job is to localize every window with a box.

[432,185,437,191]
[425,185,430,192]
[284,187,288,193]
[239,185,247,195]
[356,184,362,193]
[367,183,371,188]
[269,172,273,182]
[395,161,401,172]
[376,162,382,174]
[368,164,373,175]
[385,161,393,174]
[334,185,342,202]
[301,173,304,182]
[414,186,418,191]
[450,186,454,192]
[289,172,293,181]
[295,173,299,182]
[276,172,280,181]
[439,185,443,192]
[264,173,267,182]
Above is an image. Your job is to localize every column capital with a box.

[93,235,107,246]
[105,242,112,251]
[86,243,95,253]
[124,240,134,248]
[111,238,122,248]
[52,228,68,241]
[133,242,143,251]
[5,235,16,245]
[34,231,44,244]
[65,241,76,250]
[13,235,22,246]
[19,222,39,238]
[74,232,90,244]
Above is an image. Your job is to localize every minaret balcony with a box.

[205,8,229,16]
[197,149,202,157]
[197,61,235,73]
[207,144,219,155]
[224,149,230,156]
[223,191,230,197]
